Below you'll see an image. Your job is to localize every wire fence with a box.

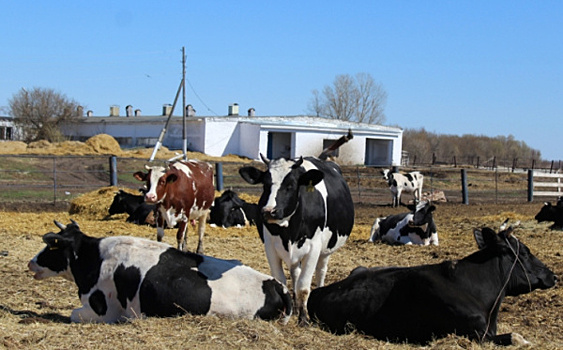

[0,155,560,207]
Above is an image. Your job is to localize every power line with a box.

[185,76,220,116]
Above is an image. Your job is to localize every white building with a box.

[62,105,403,166]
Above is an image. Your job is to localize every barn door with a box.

[267,132,292,159]
[365,139,392,166]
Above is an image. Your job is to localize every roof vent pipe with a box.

[228,103,239,116]
[110,105,120,117]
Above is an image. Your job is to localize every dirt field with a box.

[0,197,561,349]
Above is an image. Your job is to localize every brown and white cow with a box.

[134,160,214,253]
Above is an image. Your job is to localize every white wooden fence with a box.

[532,172,563,198]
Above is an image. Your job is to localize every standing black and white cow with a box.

[208,190,259,228]
[535,200,563,229]
[368,200,439,246]
[28,220,292,323]
[382,169,424,207]
[308,225,557,346]
[239,154,354,325]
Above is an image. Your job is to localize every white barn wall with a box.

[203,119,239,156]
[239,123,261,159]
[164,120,205,151]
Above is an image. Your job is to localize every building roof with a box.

[73,114,402,135]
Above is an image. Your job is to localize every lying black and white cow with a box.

[107,190,156,226]
[535,199,563,229]
[308,225,557,346]
[239,154,354,325]
[28,220,292,323]
[382,169,424,207]
[208,190,259,228]
[368,200,438,246]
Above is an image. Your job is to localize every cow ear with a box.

[133,171,147,182]
[165,173,178,184]
[298,169,324,188]
[239,167,265,185]
[473,227,499,249]
[428,204,436,212]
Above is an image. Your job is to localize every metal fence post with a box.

[109,156,118,186]
[216,162,224,191]
[461,168,469,205]
[527,169,533,202]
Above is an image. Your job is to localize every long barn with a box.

[61,104,403,166]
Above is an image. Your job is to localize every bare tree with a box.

[309,73,387,124]
[9,87,83,142]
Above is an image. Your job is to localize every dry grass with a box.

[1,194,561,349]
[0,137,561,348]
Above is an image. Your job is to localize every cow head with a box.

[403,201,438,245]
[108,190,126,216]
[134,165,167,204]
[381,169,391,181]
[534,202,559,223]
[28,220,81,281]
[239,155,323,226]
[473,226,557,296]
[209,190,247,227]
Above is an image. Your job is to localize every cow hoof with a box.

[511,333,530,346]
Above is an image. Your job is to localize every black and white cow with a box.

[239,154,354,325]
[208,190,259,228]
[107,190,156,226]
[368,200,439,246]
[308,225,557,346]
[534,200,563,229]
[28,220,292,323]
[382,169,424,207]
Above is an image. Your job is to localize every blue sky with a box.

[1,1,561,160]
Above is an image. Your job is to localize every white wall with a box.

[239,123,261,159]
[203,119,239,156]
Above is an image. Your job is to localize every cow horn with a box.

[260,153,270,165]
[144,164,151,170]
[54,220,66,230]
[70,219,79,227]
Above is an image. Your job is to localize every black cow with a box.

[368,200,439,245]
[308,226,557,346]
[239,154,354,325]
[28,220,292,323]
[108,190,155,226]
[208,190,259,228]
[535,200,563,229]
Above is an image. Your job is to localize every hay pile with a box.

[84,134,123,155]
[0,134,252,163]
[69,186,122,219]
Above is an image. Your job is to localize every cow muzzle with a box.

[28,260,45,280]
[145,193,158,204]
[262,207,283,222]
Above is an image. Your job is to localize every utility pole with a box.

[182,46,187,161]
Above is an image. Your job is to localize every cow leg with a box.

[176,221,188,252]
[489,333,530,346]
[294,251,321,326]
[395,188,402,207]
[314,254,330,287]
[70,306,105,323]
[195,214,207,255]
[156,213,165,242]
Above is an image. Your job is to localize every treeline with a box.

[401,128,554,169]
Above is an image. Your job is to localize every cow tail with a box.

[368,218,381,242]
